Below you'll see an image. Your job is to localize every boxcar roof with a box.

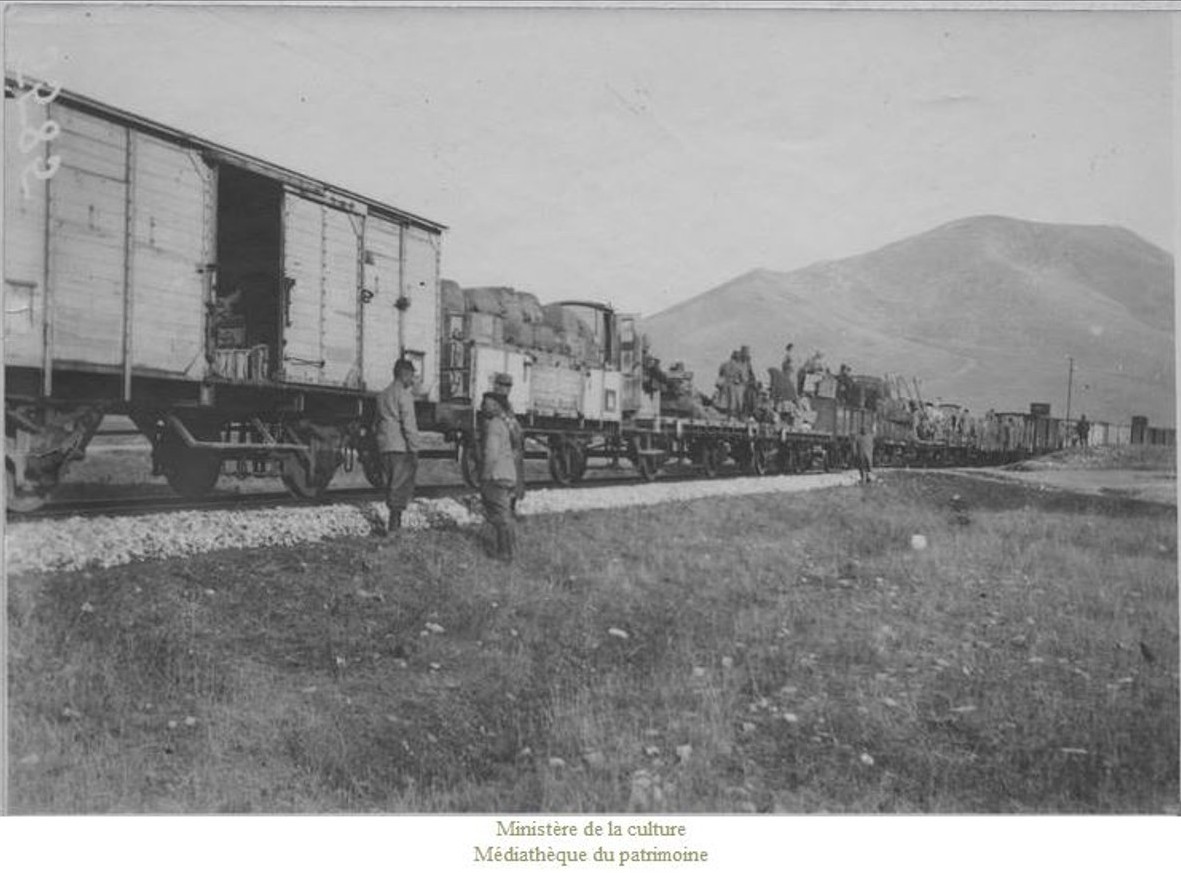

[5,75,447,234]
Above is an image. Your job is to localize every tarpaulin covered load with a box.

[441,283,601,363]
[441,279,465,314]
[461,286,545,324]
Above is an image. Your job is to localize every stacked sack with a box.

[441,280,600,364]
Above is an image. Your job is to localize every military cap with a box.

[493,372,514,392]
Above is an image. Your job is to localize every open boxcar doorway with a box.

[214,165,283,379]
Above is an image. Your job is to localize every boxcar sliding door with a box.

[280,190,362,388]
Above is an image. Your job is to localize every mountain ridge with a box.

[640,216,1174,424]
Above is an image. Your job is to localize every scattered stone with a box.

[628,769,666,813]
[676,743,693,764]
[184,716,198,727]
[910,534,928,551]
[547,756,566,769]
[859,752,875,766]
[607,627,630,640]
[6,474,860,575]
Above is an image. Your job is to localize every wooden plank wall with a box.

[361,214,401,391]
[400,224,441,402]
[3,91,49,368]
[48,103,127,366]
[320,207,360,387]
[281,193,327,385]
[130,135,210,376]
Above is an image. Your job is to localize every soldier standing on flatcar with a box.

[480,392,519,561]
[738,345,758,418]
[836,363,855,405]
[780,343,797,402]
[716,351,743,418]
[374,359,421,535]
[492,372,527,517]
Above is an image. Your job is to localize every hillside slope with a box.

[640,216,1175,424]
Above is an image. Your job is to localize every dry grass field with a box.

[6,463,1178,814]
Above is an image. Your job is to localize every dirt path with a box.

[938,467,1177,507]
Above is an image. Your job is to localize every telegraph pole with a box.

[1065,355,1074,423]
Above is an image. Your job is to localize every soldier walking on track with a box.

[855,424,875,484]
[374,358,421,535]
[480,392,519,561]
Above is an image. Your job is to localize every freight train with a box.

[4,77,1170,512]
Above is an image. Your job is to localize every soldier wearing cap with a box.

[480,390,519,561]
[374,358,421,534]
[492,373,527,516]
[780,343,797,403]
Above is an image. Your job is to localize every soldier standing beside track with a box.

[374,359,421,535]
[855,424,875,484]
[480,392,519,561]
[492,372,527,517]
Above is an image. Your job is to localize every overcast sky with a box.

[5,4,1175,316]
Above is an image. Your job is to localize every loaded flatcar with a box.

[5,75,444,510]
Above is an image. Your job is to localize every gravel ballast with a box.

[5,471,860,575]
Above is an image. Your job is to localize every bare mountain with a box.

[640,216,1175,426]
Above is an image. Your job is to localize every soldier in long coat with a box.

[374,359,422,533]
[716,351,743,418]
[480,392,519,561]
[780,343,797,402]
[492,372,527,516]
[855,424,875,484]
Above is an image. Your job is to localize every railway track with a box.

[6,464,720,522]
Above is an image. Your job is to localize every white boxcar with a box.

[4,75,445,507]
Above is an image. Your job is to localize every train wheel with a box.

[750,440,775,476]
[782,445,801,474]
[157,428,222,499]
[636,454,659,481]
[631,435,663,482]
[6,465,53,513]
[570,442,589,483]
[361,449,387,490]
[548,438,580,486]
[699,441,722,478]
[356,431,386,489]
[281,424,340,500]
[458,435,480,489]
